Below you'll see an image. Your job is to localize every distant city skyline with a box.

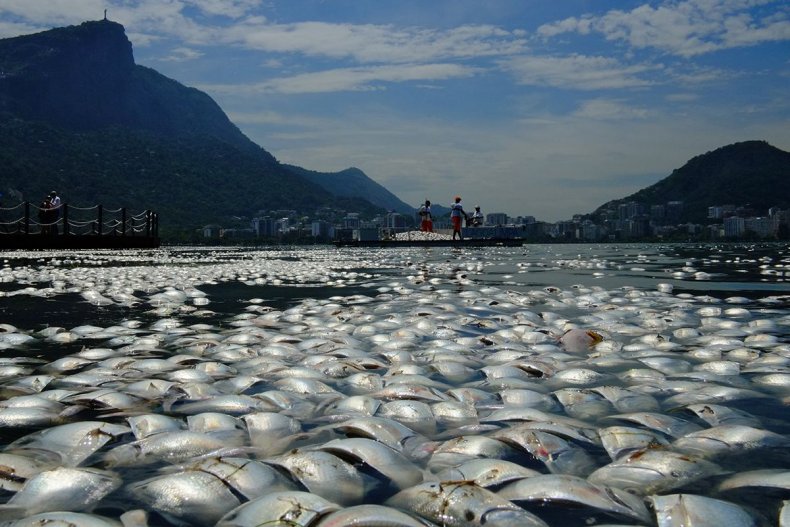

[1,1,788,221]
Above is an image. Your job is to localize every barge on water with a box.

[334,237,524,248]
[0,202,160,250]
[334,226,525,248]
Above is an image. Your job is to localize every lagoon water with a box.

[0,243,788,526]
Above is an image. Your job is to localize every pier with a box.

[0,202,160,249]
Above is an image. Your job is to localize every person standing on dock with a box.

[418,200,433,232]
[49,191,61,235]
[450,196,466,240]
[471,206,484,227]
[38,195,52,235]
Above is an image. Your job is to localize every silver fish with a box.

[8,421,129,466]
[651,493,757,527]
[386,481,549,527]
[588,449,725,495]
[599,425,670,460]
[216,491,340,527]
[267,449,368,506]
[314,504,430,527]
[717,469,790,493]
[602,412,703,438]
[0,452,56,491]
[0,466,120,519]
[490,425,596,476]
[104,430,233,466]
[435,458,541,488]
[677,403,762,428]
[498,473,652,524]
[673,424,790,457]
[0,511,122,527]
[318,437,423,491]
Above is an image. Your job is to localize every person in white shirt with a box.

[471,206,484,227]
[48,191,62,235]
[450,196,467,240]
[418,200,433,232]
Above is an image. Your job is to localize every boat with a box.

[334,237,524,248]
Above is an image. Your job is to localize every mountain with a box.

[591,141,790,223]
[284,165,415,214]
[0,20,390,237]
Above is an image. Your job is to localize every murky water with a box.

[0,242,788,526]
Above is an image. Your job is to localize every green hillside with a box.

[0,20,387,238]
[592,141,790,223]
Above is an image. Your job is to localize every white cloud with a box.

[222,21,527,63]
[185,0,262,19]
[501,54,657,90]
[158,46,204,62]
[538,0,790,57]
[0,0,103,25]
[0,19,42,38]
[201,63,478,95]
[666,93,700,101]
[573,99,651,120]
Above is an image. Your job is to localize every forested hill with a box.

[285,165,415,215]
[591,141,790,223]
[0,20,386,235]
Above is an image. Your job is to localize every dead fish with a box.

[589,385,660,413]
[317,437,423,490]
[331,416,423,455]
[314,504,429,527]
[602,412,703,438]
[673,425,790,457]
[435,458,541,489]
[244,412,302,455]
[0,407,67,428]
[386,481,549,527]
[651,493,758,527]
[127,414,184,440]
[428,435,519,473]
[165,394,269,415]
[588,449,725,495]
[8,421,130,466]
[105,430,235,466]
[128,457,297,526]
[599,425,670,460]
[490,426,596,476]
[717,469,790,493]
[0,452,56,492]
[0,511,123,526]
[498,473,652,524]
[267,449,367,506]
[676,404,762,428]
[216,491,340,527]
[559,328,604,352]
[0,466,121,519]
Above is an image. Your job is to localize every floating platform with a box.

[334,238,524,248]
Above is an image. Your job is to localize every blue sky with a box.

[1,1,788,221]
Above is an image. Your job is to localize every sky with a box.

[1,1,789,221]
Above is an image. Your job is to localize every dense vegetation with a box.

[0,20,386,239]
[0,117,382,238]
[591,141,790,223]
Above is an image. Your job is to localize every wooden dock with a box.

[0,202,159,250]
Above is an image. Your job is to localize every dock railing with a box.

[0,202,159,248]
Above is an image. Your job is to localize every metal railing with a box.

[0,202,158,238]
